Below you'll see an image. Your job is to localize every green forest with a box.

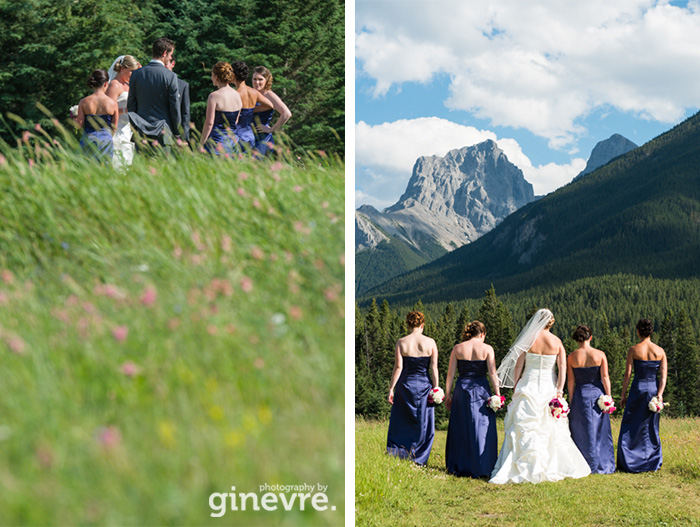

[0,0,344,154]
[356,276,700,422]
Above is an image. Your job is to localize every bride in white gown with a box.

[106,55,140,168]
[490,309,591,484]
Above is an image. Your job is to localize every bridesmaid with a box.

[444,321,500,478]
[75,69,118,162]
[567,325,615,474]
[230,61,273,152]
[251,66,292,155]
[617,318,667,473]
[386,311,439,466]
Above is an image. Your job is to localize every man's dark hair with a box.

[153,37,175,58]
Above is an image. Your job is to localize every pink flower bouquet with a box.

[549,396,570,419]
[487,395,506,411]
[597,394,616,414]
[428,387,445,406]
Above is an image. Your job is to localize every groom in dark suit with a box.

[127,37,181,149]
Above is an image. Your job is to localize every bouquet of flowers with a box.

[648,396,667,413]
[69,105,79,119]
[487,395,506,411]
[549,396,570,419]
[428,387,445,406]
[597,394,616,414]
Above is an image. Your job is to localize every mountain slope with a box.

[362,112,700,305]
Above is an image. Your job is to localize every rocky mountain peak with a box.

[575,134,638,180]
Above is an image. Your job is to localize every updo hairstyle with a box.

[636,318,654,338]
[87,69,109,89]
[462,321,486,342]
[113,55,139,73]
[254,66,273,91]
[212,61,235,85]
[545,313,556,330]
[572,325,592,343]
[406,311,425,329]
[232,61,249,82]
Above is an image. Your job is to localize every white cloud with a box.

[355,117,586,206]
[356,0,700,147]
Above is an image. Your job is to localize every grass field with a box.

[0,125,345,525]
[356,417,700,526]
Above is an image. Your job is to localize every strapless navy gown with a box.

[617,360,662,473]
[445,360,497,477]
[386,356,434,465]
[254,106,275,155]
[235,107,256,151]
[206,110,240,155]
[80,114,113,162]
[569,366,615,474]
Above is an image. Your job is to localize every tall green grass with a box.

[357,418,700,526]
[0,121,344,525]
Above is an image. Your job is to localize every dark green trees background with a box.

[356,280,700,422]
[0,0,344,154]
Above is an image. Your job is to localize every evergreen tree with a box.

[478,286,515,363]
[676,309,700,415]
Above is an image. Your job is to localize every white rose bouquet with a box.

[597,394,616,414]
[428,387,445,406]
[69,105,79,119]
[648,396,667,413]
[487,395,506,411]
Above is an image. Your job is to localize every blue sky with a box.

[355,0,700,210]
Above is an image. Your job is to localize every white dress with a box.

[490,353,591,484]
[113,91,134,168]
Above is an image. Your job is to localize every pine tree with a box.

[676,309,700,416]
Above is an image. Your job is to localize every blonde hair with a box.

[114,55,139,72]
[461,321,486,342]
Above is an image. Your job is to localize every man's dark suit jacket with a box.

[178,79,191,142]
[127,60,181,141]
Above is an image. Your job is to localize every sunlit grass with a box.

[357,417,700,526]
[0,121,344,526]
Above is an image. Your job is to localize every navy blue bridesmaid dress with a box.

[80,114,113,162]
[445,360,497,477]
[568,366,615,474]
[234,107,256,151]
[386,356,435,465]
[206,110,240,155]
[254,106,275,155]
[617,360,663,473]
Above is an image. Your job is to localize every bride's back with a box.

[529,330,562,356]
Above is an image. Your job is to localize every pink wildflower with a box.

[0,154,6,165]
[140,286,157,307]
[35,123,42,132]
[28,159,35,168]
[221,235,232,253]
[7,335,26,354]
[289,306,303,320]
[253,198,262,209]
[112,325,128,342]
[293,185,303,193]
[250,247,264,260]
[96,426,122,449]
[237,188,247,197]
[167,318,180,331]
[22,131,30,142]
[149,166,157,176]
[322,201,329,209]
[173,246,183,259]
[254,357,265,369]
[1,269,14,285]
[270,162,283,172]
[121,361,140,378]
[239,172,249,180]
[240,276,253,293]
[207,325,218,336]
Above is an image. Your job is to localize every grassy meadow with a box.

[0,125,345,525]
[356,417,700,526]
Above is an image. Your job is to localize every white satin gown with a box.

[490,353,591,484]
[112,91,134,168]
